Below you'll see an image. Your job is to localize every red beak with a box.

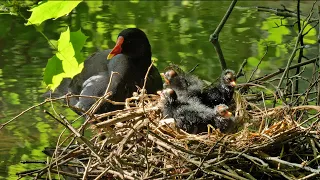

[107,36,124,60]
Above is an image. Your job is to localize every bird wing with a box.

[68,50,112,94]
[105,54,133,102]
[75,74,108,113]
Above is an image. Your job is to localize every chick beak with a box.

[230,81,236,87]
[225,111,232,118]
[107,36,124,60]
[161,73,170,85]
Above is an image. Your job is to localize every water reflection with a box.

[0,1,317,178]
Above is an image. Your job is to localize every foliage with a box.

[23,0,87,90]
[26,1,82,26]
[0,0,318,179]
[43,27,88,90]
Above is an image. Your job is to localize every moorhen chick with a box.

[200,69,236,108]
[161,67,204,98]
[158,88,234,134]
[47,28,163,114]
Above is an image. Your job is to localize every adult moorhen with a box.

[47,28,163,114]
[158,88,234,134]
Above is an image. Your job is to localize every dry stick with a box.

[265,157,320,173]
[95,106,159,127]
[298,172,320,180]
[234,169,256,180]
[148,131,207,157]
[252,57,318,82]
[94,107,140,120]
[48,134,77,179]
[299,75,319,106]
[44,110,101,162]
[39,147,81,178]
[104,169,134,180]
[48,169,82,179]
[209,166,248,180]
[317,5,320,105]
[21,155,76,178]
[0,100,48,130]
[277,3,314,90]
[213,149,249,166]
[64,94,134,106]
[141,61,155,113]
[41,147,90,178]
[52,126,68,179]
[147,134,179,157]
[221,163,242,179]
[236,59,247,78]
[93,167,111,180]
[295,0,304,95]
[156,172,193,180]
[82,147,94,180]
[308,138,319,166]
[0,92,133,130]
[237,83,277,101]
[257,6,298,18]
[264,167,295,180]
[258,92,267,133]
[209,0,237,70]
[226,151,269,168]
[48,93,70,180]
[182,155,242,180]
[117,117,146,156]
[191,135,227,178]
[299,112,320,128]
[140,62,155,177]
[247,46,268,82]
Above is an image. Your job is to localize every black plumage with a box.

[200,69,236,108]
[45,28,163,114]
[158,88,234,134]
[161,67,204,98]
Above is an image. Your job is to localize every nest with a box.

[16,87,320,180]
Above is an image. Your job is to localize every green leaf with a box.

[26,1,82,26]
[70,29,88,55]
[43,55,64,89]
[44,27,88,91]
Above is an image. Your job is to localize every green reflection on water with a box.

[0,0,317,179]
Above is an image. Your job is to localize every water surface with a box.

[0,1,317,178]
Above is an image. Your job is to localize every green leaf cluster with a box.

[25,1,86,90]
[44,27,88,90]
[26,1,82,26]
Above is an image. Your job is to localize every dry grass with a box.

[17,88,320,180]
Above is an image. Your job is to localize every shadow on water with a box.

[0,1,317,178]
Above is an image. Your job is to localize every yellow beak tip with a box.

[107,54,114,60]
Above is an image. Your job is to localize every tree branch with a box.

[209,0,237,70]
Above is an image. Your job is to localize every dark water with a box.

[0,1,317,179]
